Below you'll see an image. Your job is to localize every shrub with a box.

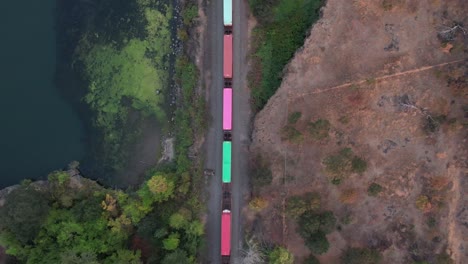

[323,148,367,182]
[435,253,454,264]
[281,125,303,143]
[251,155,273,191]
[182,4,198,26]
[341,247,382,264]
[367,183,383,197]
[286,192,321,218]
[351,157,367,173]
[323,148,353,176]
[249,197,269,211]
[426,216,437,228]
[288,111,302,124]
[415,195,431,212]
[308,119,330,140]
[298,210,336,237]
[286,196,309,218]
[423,115,446,134]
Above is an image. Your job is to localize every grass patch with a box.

[281,125,303,143]
[288,111,302,124]
[339,116,350,124]
[308,119,330,140]
[341,247,382,264]
[367,183,383,197]
[249,0,323,110]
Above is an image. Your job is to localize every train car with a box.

[223,0,232,28]
[222,141,231,183]
[221,209,231,263]
[223,88,232,141]
[223,88,232,131]
[223,34,233,79]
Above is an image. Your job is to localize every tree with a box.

[305,231,329,255]
[163,233,180,251]
[161,249,191,264]
[169,213,187,229]
[341,247,382,264]
[269,247,294,264]
[144,174,175,202]
[299,211,336,236]
[60,250,99,264]
[0,186,50,245]
[104,249,142,264]
[305,254,320,264]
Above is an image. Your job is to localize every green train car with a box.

[222,141,231,183]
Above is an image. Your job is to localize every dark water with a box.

[0,0,85,188]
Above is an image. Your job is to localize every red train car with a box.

[221,209,231,263]
[223,34,233,79]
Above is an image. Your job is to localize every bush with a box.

[269,246,294,264]
[435,253,454,264]
[251,155,273,191]
[351,157,367,173]
[298,210,336,233]
[308,119,330,140]
[415,195,431,212]
[426,216,437,228]
[286,196,308,218]
[182,4,198,26]
[323,148,367,182]
[249,197,269,211]
[288,111,302,124]
[367,183,383,197]
[281,125,303,143]
[423,115,446,134]
[341,247,382,264]
[286,192,321,218]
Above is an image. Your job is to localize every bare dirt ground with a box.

[249,0,467,263]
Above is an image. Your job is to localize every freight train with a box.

[221,0,233,263]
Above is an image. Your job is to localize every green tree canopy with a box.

[0,186,50,244]
[269,246,294,264]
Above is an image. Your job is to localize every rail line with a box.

[221,0,233,263]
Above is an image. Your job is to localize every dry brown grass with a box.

[430,176,451,191]
[340,189,359,204]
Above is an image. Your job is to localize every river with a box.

[0,0,85,188]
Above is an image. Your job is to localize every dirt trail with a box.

[447,166,462,262]
[294,59,466,98]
